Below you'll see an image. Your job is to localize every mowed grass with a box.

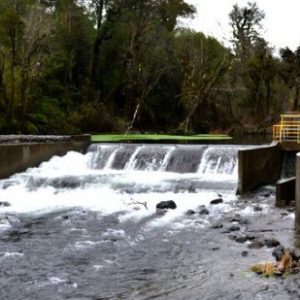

[91,133,232,143]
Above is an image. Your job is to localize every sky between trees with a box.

[185,0,300,52]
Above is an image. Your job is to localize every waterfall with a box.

[88,143,239,177]
[0,143,244,218]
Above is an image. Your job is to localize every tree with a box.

[280,46,300,110]
[0,0,52,132]
[96,0,195,133]
[229,2,277,124]
[176,30,232,133]
[246,38,277,121]
[230,2,265,63]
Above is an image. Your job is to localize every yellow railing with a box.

[273,113,300,143]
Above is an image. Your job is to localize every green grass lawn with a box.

[91,133,232,143]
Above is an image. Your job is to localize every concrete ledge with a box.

[237,143,282,194]
[0,135,91,179]
[276,177,295,207]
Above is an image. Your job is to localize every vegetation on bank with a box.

[91,134,232,143]
[0,1,298,135]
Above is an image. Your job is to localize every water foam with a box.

[0,145,241,228]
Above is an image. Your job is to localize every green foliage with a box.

[0,0,296,135]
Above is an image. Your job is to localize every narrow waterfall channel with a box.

[0,143,296,300]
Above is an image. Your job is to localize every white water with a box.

[0,144,242,229]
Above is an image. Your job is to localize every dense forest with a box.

[0,0,298,134]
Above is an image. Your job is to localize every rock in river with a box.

[156,200,177,210]
[248,241,264,249]
[210,198,223,205]
[199,208,210,215]
[264,238,280,248]
[186,209,196,215]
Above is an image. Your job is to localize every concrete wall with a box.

[0,135,91,179]
[237,143,282,194]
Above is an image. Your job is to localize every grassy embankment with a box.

[91,134,232,143]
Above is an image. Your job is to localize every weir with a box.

[0,142,243,219]
[88,143,238,177]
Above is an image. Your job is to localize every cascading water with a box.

[1,143,288,300]
[0,143,239,220]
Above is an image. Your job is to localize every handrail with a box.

[273,114,300,143]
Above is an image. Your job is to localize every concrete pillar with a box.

[276,177,295,207]
[295,154,300,233]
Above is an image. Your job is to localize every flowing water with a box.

[0,144,298,299]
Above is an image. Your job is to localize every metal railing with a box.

[273,113,300,143]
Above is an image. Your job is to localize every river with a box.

[0,143,298,299]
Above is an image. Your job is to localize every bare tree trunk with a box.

[125,101,141,135]
[89,0,104,86]
[179,55,231,134]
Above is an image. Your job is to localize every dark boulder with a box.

[228,225,240,232]
[241,251,249,257]
[211,222,223,229]
[0,201,10,207]
[264,238,280,248]
[210,198,223,205]
[235,235,248,243]
[156,200,177,210]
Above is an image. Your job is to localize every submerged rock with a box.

[0,201,10,207]
[156,200,177,210]
[199,208,210,215]
[264,238,280,248]
[248,241,264,249]
[231,233,255,243]
[186,209,195,215]
[211,222,223,229]
[210,198,223,205]
[235,235,248,243]
[228,225,240,232]
[2,180,19,189]
[253,206,263,212]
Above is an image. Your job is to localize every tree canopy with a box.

[0,1,296,134]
